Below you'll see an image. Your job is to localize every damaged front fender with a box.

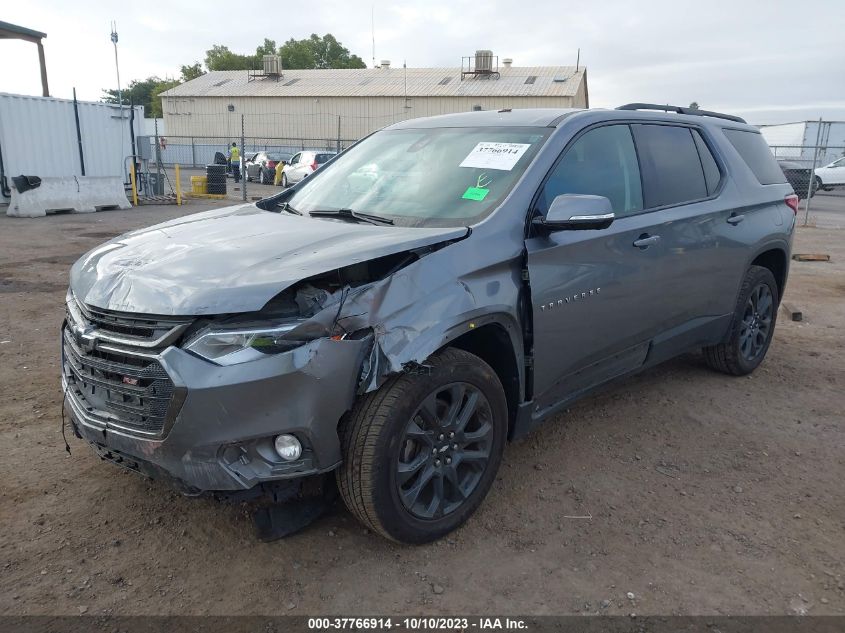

[283,241,525,396]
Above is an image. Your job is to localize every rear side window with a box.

[722,129,787,185]
[316,153,334,163]
[537,124,643,217]
[631,124,707,207]
[692,130,721,195]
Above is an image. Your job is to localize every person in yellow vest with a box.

[228,142,241,182]
[274,158,287,186]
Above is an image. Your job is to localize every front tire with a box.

[704,265,778,376]
[337,348,508,544]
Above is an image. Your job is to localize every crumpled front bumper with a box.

[63,336,369,492]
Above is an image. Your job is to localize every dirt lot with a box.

[0,196,843,616]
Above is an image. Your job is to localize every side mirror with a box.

[533,194,615,231]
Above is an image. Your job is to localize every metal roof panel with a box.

[161,66,586,99]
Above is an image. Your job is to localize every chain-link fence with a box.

[767,143,845,226]
[769,144,845,197]
[151,136,358,168]
[769,144,844,168]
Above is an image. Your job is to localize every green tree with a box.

[280,34,366,69]
[102,76,181,117]
[102,77,164,112]
[149,79,180,117]
[279,38,315,69]
[256,38,277,58]
[688,101,700,110]
[204,44,256,70]
[180,62,204,81]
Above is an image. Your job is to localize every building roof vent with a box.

[502,58,513,68]
[461,50,500,81]
[475,50,493,73]
[249,55,283,82]
[263,54,282,77]
[380,59,391,69]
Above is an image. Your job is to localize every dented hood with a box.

[70,204,467,315]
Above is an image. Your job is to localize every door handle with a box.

[727,214,745,225]
[633,234,661,249]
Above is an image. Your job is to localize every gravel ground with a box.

[0,198,843,616]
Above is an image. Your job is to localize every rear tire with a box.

[337,348,508,544]
[281,173,289,188]
[259,169,267,185]
[703,265,779,376]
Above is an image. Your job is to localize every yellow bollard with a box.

[129,161,138,206]
[175,164,182,205]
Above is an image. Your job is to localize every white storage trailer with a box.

[759,120,845,168]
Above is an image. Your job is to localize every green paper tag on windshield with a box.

[462,186,489,201]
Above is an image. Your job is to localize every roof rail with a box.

[616,103,746,124]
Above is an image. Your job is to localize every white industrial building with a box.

[160,56,588,142]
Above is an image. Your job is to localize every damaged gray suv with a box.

[63,105,796,543]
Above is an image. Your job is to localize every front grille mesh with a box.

[63,296,191,437]
[63,328,175,434]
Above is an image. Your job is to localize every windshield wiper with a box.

[276,201,301,215]
[308,208,394,226]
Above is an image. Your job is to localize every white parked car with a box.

[280,151,337,187]
[815,157,845,190]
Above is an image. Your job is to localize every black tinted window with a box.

[692,130,721,195]
[538,125,643,217]
[722,129,787,185]
[632,124,707,207]
[316,153,334,163]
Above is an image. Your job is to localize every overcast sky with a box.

[3,0,843,125]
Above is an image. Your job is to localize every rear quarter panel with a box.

[708,124,795,308]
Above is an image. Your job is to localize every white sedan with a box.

[280,151,337,187]
[815,157,845,190]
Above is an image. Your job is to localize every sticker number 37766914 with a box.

[459,142,532,171]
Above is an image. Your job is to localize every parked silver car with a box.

[280,150,337,186]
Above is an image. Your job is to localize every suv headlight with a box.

[184,321,306,366]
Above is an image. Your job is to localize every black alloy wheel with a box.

[396,383,493,519]
[739,283,773,362]
[704,265,779,376]
[337,347,508,543]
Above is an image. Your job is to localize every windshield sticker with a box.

[459,142,532,171]
[462,186,490,201]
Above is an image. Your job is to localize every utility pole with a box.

[241,115,246,202]
[111,21,127,181]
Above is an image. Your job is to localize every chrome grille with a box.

[70,298,190,348]
[62,292,191,437]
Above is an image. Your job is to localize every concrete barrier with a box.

[7,176,131,218]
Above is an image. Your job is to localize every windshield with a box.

[286,126,550,227]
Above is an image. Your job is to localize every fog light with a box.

[274,434,302,461]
